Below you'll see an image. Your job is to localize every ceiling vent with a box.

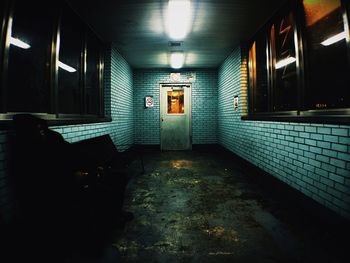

[169,41,183,47]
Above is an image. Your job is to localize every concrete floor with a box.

[113,147,349,263]
[1,146,349,263]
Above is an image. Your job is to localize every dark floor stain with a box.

[113,150,349,263]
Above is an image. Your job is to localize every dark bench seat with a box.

[71,134,144,180]
[9,114,136,260]
[70,134,142,229]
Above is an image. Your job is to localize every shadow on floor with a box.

[0,212,125,263]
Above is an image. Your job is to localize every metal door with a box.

[160,84,191,150]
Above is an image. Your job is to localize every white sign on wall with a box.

[187,72,196,82]
[170,73,180,82]
[145,96,154,108]
[234,96,239,111]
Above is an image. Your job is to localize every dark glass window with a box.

[0,1,7,102]
[302,0,349,110]
[85,30,101,115]
[7,1,55,113]
[0,1,7,57]
[246,1,350,122]
[271,11,298,112]
[57,5,84,114]
[0,1,105,122]
[248,31,269,113]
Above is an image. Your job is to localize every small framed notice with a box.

[170,73,180,82]
[187,72,196,82]
[145,96,154,108]
[234,96,239,111]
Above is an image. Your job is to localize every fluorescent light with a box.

[166,0,192,40]
[9,37,31,49]
[170,52,185,69]
[58,61,77,72]
[321,31,347,46]
[275,57,296,69]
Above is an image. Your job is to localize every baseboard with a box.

[192,144,222,151]
[135,144,223,152]
[134,144,160,151]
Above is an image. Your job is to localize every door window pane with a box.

[303,0,349,110]
[167,90,184,114]
[7,2,54,112]
[58,5,83,114]
[272,12,298,111]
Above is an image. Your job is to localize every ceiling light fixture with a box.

[58,61,77,73]
[9,36,31,49]
[170,52,185,69]
[275,57,296,69]
[166,0,192,40]
[321,31,346,46]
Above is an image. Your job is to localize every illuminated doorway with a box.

[160,84,191,150]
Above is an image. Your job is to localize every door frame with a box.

[159,83,192,150]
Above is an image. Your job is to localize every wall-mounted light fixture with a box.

[321,31,346,46]
[275,56,296,69]
[166,0,192,40]
[9,36,31,49]
[170,52,185,69]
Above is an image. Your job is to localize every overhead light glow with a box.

[321,31,346,46]
[275,57,296,69]
[9,37,31,49]
[166,0,192,40]
[170,52,185,69]
[58,61,77,73]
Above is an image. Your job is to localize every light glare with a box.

[275,57,296,69]
[58,61,77,73]
[170,52,185,69]
[166,0,192,40]
[9,37,31,49]
[321,31,346,46]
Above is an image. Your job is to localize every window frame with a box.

[0,0,11,114]
[0,0,109,126]
[245,0,350,124]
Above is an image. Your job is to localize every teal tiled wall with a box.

[218,47,350,219]
[133,69,218,145]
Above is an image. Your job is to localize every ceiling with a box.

[67,0,286,69]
